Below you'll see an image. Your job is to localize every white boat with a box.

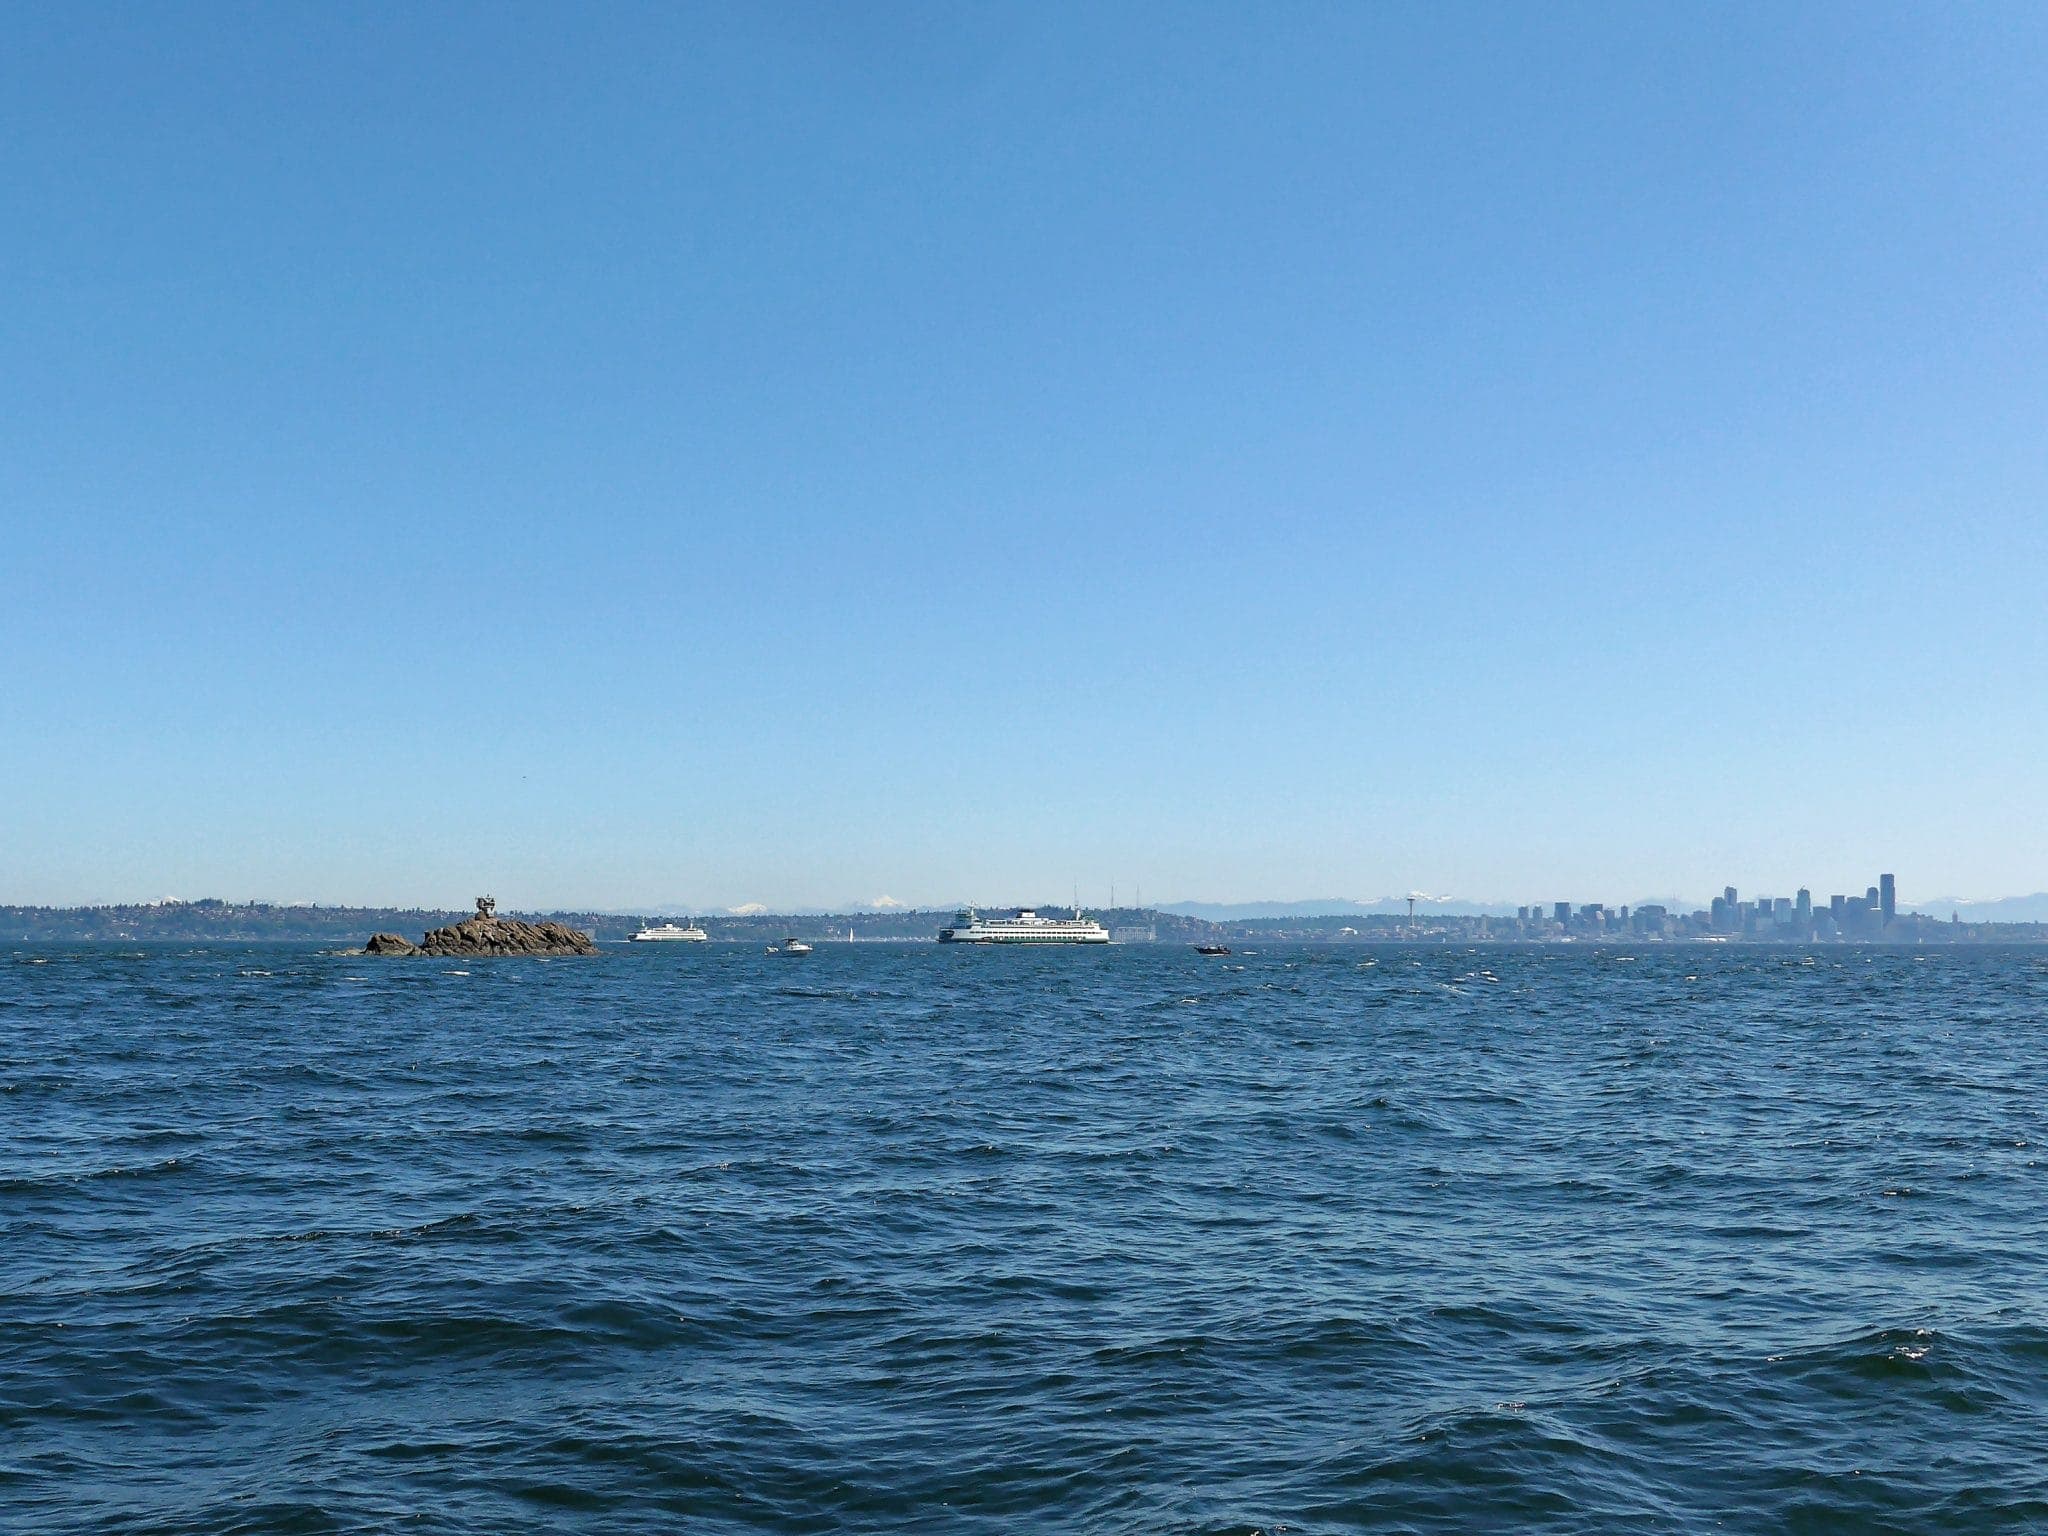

[937,907,1111,944]
[629,920,708,942]
[767,937,813,956]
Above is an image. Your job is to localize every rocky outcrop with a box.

[418,913,597,956]
[366,897,597,957]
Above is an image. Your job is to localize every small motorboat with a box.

[767,937,814,956]
[1194,944,1232,956]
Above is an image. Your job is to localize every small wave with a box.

[2,1154,194,1190]
[369,1212,487,1241]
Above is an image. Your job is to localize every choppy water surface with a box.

[4,942,2048,1533]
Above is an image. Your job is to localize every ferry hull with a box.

[938,931,1110,944]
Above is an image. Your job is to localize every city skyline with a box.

[15,872,2048,928]
[13,866,2048,947]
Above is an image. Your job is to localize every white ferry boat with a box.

[937,908,1111,945]
[629,920,709,942]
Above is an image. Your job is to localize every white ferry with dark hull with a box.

[629,920,709,942]
[937,908,1111,945]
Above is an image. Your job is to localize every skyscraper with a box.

[1880,873,1896,925]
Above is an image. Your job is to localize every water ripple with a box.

[3,942,2047,1531]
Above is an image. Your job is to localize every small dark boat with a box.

[1194,944,1232,956]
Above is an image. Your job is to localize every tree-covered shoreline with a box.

[8,900,2042,946]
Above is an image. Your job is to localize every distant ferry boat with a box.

[938,908,1111,945]
[629,920,708,942]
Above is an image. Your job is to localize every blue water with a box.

[4,942,2047,1533]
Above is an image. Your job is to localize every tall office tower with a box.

[1553,902,1571,924]
[1866,886,1881,910]
[1830,893,1847,921]
[1796,888,1812,921]
[1724,886,1738,909]
[1880,873,1896,923]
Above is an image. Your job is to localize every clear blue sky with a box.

[4,3,2045,911]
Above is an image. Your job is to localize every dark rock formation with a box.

[366,897,597,957]
[418,913,598,956]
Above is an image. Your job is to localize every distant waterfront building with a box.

[1301,868,1910,945]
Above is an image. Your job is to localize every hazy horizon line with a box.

[10,890,2048,917]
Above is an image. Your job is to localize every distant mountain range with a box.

[11,892,2048,941]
